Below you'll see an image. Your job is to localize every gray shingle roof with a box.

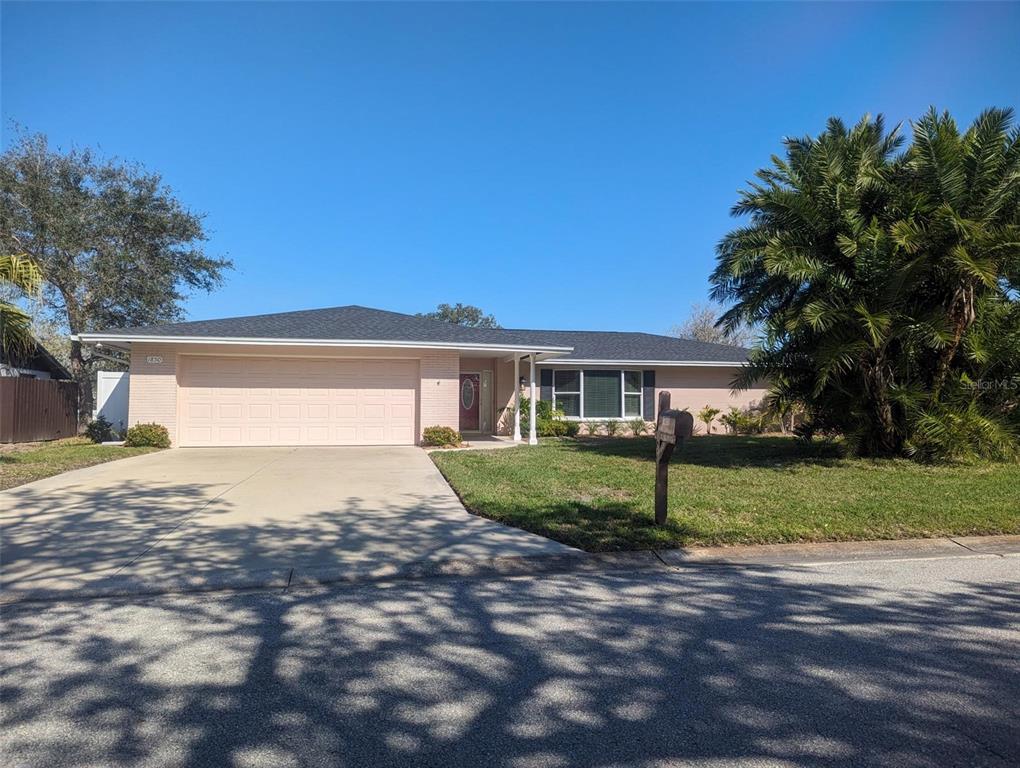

[90,305,749,363]
[505,329,749,363]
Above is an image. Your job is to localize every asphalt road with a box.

[2,553,1018,768]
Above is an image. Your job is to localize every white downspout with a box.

[528,354,538,446]
[513,354,522,442]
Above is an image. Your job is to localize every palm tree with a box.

[711,109,1020,459]
[697,405,721,435]
[1,253,43,361]
[897,108,1020,399]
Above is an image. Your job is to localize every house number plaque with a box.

[146,355,163,364]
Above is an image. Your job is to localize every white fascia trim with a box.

[73,334,574,356]
[544,359,747,367]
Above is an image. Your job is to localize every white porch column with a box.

[528,354,538,445]
[513,354,522,442]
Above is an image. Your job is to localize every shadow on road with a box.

[2,558,1017,767]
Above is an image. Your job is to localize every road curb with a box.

[2,535,1016,606]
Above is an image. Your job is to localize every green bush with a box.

[517,396,580,438]
[585,421,602,436]
[519,397,556,435]
[604,420,620,437]
[628,418,648,436]
[124,422,171,448]
[422,426,463,447]
[537,419,566,437]
[85,415,115,443]
[720,407,764,435]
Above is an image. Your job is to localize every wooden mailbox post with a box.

[653,391,694,525]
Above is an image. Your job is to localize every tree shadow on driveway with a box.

[2,477,572,600]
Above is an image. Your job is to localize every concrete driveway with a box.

[1,447,575,601]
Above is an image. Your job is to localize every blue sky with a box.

[3,2,1018,334]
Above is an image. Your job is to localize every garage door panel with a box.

[391,404,414,421]
[248,403,272,419]
[179,356,418,446]
[362,404,385,420]
[307,403,329,420]
[217,403,243,419]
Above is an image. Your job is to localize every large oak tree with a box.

[0,132,231,414]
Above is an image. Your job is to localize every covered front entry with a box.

[178,356,418,446]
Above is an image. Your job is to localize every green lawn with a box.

[431,436,1020,551]
[0,437,159,491]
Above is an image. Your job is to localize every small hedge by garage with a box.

[422,426,463,448]
[124,423,171,448]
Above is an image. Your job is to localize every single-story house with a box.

[75,305,766,447]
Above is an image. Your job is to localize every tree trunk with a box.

[69,337,93,426]
[931,283,976,401]
[863,360,900,457]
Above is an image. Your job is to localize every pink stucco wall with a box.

[419,352,460,434]
[521,363,765,434]
[127,344,461,445]
[125,344,765,445]
[655,366,767,432]
[128,344,180,443]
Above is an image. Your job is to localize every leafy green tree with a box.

[418,303,500,328]
[0,131,231,414]
[712,109,1020,459]
[0,253,42,360]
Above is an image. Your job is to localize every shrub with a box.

[628,418,647,436]
[697,405,722,435]
[604,420,620,437]
[124,422,171,448]
[517,396,579,438]
[585,420,602,436]
[422,426,463,447]
[720,406,764,435]
[85,415,115,443]
[537,419,567,437]
[563,420,581,437]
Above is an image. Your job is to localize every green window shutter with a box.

[540,369,553,402]
[642,370,655,420]
[583,370,621,418]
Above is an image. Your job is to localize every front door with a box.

[459,372,480,431]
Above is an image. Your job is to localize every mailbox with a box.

[656,409,693,446]
[652,394,692,525]
[656,412,677,444]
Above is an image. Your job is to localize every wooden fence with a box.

[0,378,79,443]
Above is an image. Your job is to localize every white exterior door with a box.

[178,356,418,446]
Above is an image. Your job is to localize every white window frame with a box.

[551,369,643,420]
[551,369,581,418]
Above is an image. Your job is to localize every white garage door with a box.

[179,356,418,446]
